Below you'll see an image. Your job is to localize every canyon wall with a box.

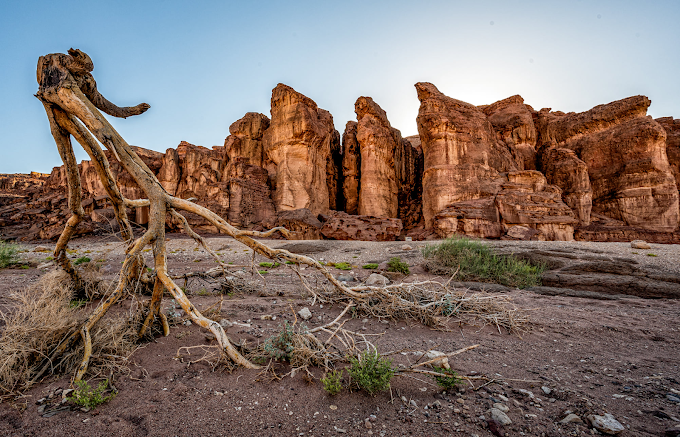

[2,83,678,243]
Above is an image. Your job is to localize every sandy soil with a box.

[0,235,679,436]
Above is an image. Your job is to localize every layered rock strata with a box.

[536,96,679,232]
[481,95,537,170]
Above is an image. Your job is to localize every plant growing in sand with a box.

[69,379,116,409]
[387,257,409,275]
[362,263,379,269]
[422,236,543,288]
[348,350,395,395]
[0,241,20,268]
[321,369,344,395]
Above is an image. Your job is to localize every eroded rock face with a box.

[319,210,403,241]
[415,82,516,229]
[536,96,679,232]
[656,116,680,191]
[495,171,577,241]
[276,208,322,240]
[541,148,592,225]
[482,95,537,170]
[263,84,340,216]
[341,121,360,215]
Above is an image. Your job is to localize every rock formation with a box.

[481,95,537,170]
[263,84,341,216]
[656,116,680,191]
[415,82,517,230]
[3,81,679,243]
[319,211,403,241]
[536,96,679,232]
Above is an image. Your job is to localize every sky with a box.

[1,0,679,174]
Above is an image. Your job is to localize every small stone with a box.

[62,389,74,399]
[329,405,337,410]
[183,320,192,326]
[260,315,273,320]
[401,244,413,251]
[541,386,552,395]
[409,400,418,408]
[205,334,215,341]
[369,414,376,422]
[667,394,680,403]
[493,403,509,413]
[587,413,625,435]
[456,398,465,404]
[364,419,372,429]
[37,262,54,269]
[401,396,408,404]
[560,413,583,424]
[365,273,389,286]
[298,307,312,320]
[518,389,534,399]
[37,405,46,414]
[488,408,512,426]
[631,240,651,249]
[33,245,51,253]
[336,274,354,282]
[497,394,509,402]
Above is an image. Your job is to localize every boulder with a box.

[319,211,403,241]
[263,84,340,216]
[536,96,679,232]
[495,171,577,241]
[276,208,322,240]
[432,198,501,239]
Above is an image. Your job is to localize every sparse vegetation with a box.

[362,263,379,270]
[259,261,281,268]
[68,379,117,409]
[262,321,295,361]
[332,262,352,270]
[74,256,91,266]
[258,270,269,275]
[647,253,658,257]
[321,369,344,395]
[387,257,409,275]
[0,241,20,268]
[422,236,543,288]
[348,350,395,395]
[431,366,462,389]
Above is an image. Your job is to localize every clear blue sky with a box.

[1,0,679,174]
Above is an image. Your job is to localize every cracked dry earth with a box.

[0,236,679,436]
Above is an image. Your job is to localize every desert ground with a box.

[0,235,679,437]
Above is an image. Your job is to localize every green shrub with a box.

[362,263,379,269]
[348,351,394,395]
[68,379,116,409]
[259,262,281,268]
[258,270,269,275]
[321,369,344,395]
[421,236,543,289]
[431,366,462,390]
[333,262,352,270]
[0,242,20,268]
[387,257,409,275]
[262,321,295,361]
[74,256,91,266]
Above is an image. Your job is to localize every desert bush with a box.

[0,242,20,268]
[431,366,462,389]
[387,257,409,275]
[321,369,343,395]
[74,256,91,266]
[0,271,137,397]
[362,263,379,269]
[69,379,117,409]
[421,236,543,289]
[348,350,394,395]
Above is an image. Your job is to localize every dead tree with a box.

[33,48,381,380]
[33,49,499,387]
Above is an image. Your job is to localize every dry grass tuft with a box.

[0,271,137,398]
